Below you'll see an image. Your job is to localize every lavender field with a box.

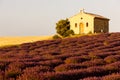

[0,33,120,80]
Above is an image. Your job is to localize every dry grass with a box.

[0,34,99,47]
[0,36,52,47]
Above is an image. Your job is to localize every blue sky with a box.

[0,0,120,36]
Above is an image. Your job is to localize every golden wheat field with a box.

[0,36,52,47]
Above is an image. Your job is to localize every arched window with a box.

[86,22,88,27]
[75,23,77,28]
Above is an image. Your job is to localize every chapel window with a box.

[75,23,77,28]
[86,22,88,27]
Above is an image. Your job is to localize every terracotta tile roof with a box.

[69,11,109,20]
[85,12,109,20]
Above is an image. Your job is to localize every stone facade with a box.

[69,10,109,34]
[94,18,109,33]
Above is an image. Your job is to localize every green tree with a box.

[55,19,74,37]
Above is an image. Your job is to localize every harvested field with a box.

[0,36,52,47]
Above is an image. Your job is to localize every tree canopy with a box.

[55,19,74,37]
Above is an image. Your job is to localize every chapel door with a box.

[79,23,84,34]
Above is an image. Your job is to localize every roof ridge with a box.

[85,12,109,20]
[69,12,109,20]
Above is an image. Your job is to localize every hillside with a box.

[0,33,120,80]
[0,36,52,47]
